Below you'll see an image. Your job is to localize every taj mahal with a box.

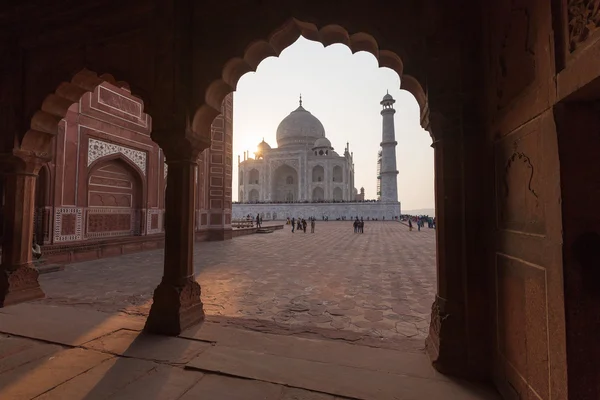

[233,93,401,220]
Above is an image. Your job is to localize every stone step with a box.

[256,228,274,233]
[185,345,499,400]
[35,263,65,274]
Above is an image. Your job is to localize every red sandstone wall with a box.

[40,82,164,247]
[196,93,233,241]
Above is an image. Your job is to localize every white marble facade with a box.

[238,98,356,203]
[232,202,401,221]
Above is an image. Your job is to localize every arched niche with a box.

[86,156,144,238]
[272,164,298,202]
[332,165,343,182]
[34,164,52,245]
[249,189,259,202]
[249,169,259,185]
[333,187,343,201]
[312,186,324,201]
[312,165,324,182]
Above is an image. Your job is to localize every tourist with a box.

[297,218,302,232]
[256,213,261,228]
[291,217,295,233]
[302,218,307,233]
[408,219,413,231]
[417,217,421,231]
[311,218,315,233]
[353,218,359,233]
[360,218,364,233]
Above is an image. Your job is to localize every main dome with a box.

[276,102,325,148]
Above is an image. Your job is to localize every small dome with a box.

[313,137,331,149]
[382,93,394,101]
[257,139,271,152]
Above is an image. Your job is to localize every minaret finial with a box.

[299,93,302,107]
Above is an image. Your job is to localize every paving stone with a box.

[36,357,157,399]
[396,322,419,337]
[0,335,64,374]
[180,373,282,400]
[281,387,341,399]
[108,365,204,400]
[38,222,437,344]
[364,310,384,322]
[0,348,113,399]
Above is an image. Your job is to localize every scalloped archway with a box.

[192,18,431,139]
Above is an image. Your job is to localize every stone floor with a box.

[0,303,500,400]
[38,221,436,349]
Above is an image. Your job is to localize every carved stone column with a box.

[0,152,46,307]
[145,133,210,335]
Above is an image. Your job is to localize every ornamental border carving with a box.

[568,0,600,52]
[146,209,163,235]
[54,207,83,242]
[87,138,147,175]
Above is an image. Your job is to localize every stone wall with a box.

[232,202,401,221]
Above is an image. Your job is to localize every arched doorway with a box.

[86,157,144,239]
[249,169,259,185]
[332,165,343,182]
[312,186,324,201]
[333,187,343,201]
[312,165,324,182]
[272,164,298,202]
[249,189,259,202]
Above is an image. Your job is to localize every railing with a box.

[232,219,254,228]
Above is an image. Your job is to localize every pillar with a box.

[0,153,45,307]
[145,136,210,335]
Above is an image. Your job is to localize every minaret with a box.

[379,91,399,203]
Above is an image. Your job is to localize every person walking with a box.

[408,219,413,231]
[311,218,315,233]
[256,213,261,228]
[302,218,307,233]
[291,217,295,233]
[353,218,358,233]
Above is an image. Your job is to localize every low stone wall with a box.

[41,234,165,264]
[233,202,401,220]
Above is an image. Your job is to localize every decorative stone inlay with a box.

[87,138,147,175]
[164,163,168,179]
[54,207,83,242]
[147,209,163,235]
[232,202,401,220]
[85,207,135,239]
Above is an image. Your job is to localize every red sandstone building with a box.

[23,83,233,264]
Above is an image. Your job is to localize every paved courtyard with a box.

[38,221,436,347]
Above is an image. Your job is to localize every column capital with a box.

[152,129,211,163]
[0,149,50,175]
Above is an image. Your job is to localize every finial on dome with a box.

[387,89,389,94]
[299,93,302,107]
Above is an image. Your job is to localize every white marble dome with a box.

[257,139,271,152]
[276,103,325,148]
[313,137,332,149]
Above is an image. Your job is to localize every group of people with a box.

[353,217,365,233]
[407,215,435,231]
[289,217,316,233]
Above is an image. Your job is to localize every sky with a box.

[232,36,434,211]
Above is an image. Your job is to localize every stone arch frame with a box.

[191,18,431,140]
[312,165,325,182]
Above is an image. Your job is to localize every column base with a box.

[0,265,45,307]
[144,278,204,336]
[426,295,485,380]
